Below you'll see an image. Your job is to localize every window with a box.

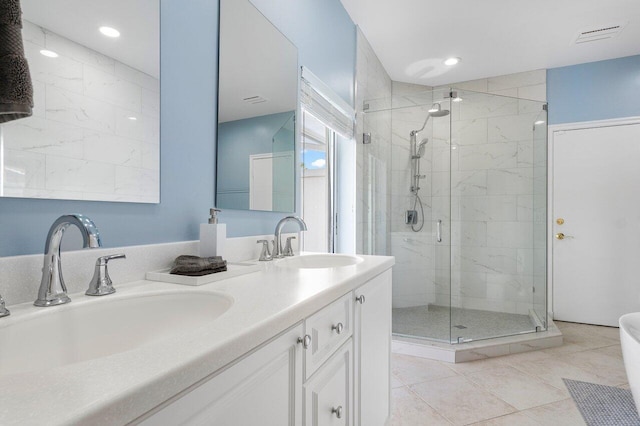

[299,68,355,253]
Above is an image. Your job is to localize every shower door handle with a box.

[436,220,442,243]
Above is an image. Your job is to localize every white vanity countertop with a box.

[0,254,394,426]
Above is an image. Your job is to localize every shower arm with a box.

[410,114,431,138]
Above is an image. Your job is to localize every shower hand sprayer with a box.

[407,103,450,233]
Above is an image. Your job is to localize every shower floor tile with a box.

[392,304,537,342]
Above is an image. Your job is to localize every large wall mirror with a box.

[0,0,160,203]
[216,0,297,212]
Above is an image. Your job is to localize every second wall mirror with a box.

[216,0,298,212]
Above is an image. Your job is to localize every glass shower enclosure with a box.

[361,87,547,344]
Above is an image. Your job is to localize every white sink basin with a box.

[276,254,363,269]
[0,291,233,376]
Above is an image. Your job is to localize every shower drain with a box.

[453,325,467,329]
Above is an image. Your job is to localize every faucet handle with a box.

[0,294,9,318]
[86,254,126,296]
[257,240,272,261]
[283,236,296,256]
[99,254,126,263]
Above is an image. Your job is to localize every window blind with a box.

[300,67,355,140]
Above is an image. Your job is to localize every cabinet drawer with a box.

[304,292,353,379]
[304,339,353,426]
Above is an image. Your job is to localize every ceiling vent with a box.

[574,23,625,44]
[242,95,267,105]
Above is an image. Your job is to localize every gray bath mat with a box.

[563,379,640,425]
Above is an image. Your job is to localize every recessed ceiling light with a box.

[534,120,546,125]
[99,26,120,38]
[40,49,58,58]
[444,57,461,66]
[127,116,137,121]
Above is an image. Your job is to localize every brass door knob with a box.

[556,218,564,225]
[555,233,573,240]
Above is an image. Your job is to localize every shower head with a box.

[410,103,451,136]
[428,103,450,118]
[416,138,429,158]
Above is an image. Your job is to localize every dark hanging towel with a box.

[0,0,33,123]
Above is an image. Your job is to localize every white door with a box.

[250,154,273,210]
[553,121,640,327]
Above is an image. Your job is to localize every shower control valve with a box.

[406,210,418,225]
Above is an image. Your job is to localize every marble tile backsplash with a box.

[0,21,159,203]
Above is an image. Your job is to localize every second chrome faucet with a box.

[273,216,307,258]
[257,216,308,261]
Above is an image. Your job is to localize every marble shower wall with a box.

[0,21,160,203]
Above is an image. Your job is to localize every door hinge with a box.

[362,133,371,144]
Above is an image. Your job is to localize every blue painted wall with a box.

[250,0,356,106]
[0,0,356,256]
[547,55,640,125]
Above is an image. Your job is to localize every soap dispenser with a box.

[199,208,226,258]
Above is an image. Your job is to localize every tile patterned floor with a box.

[391,321,627,425]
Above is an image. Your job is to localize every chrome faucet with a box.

[0,294,9,317]
[35,215,102,307]
[273,216,307,258]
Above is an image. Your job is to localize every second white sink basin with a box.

[276,254,363,269]
[0,291,233,377]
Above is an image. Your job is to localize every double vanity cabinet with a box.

[140,269,392,426]
[0,251,393,426]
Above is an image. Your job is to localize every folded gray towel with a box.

[0,0,33,124]
[170,255,228,276]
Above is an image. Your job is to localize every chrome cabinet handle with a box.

[436,219,442,243]
[332,322,344,334]
[332,406,343,419]
[356,295,366,304]
[298,334,312,349]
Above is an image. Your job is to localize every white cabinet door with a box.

[354,270,391,426]
[139,324,304,426]
[304,340,353,426]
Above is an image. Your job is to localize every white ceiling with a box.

[340,0,640,86]
[21,0,159,78]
